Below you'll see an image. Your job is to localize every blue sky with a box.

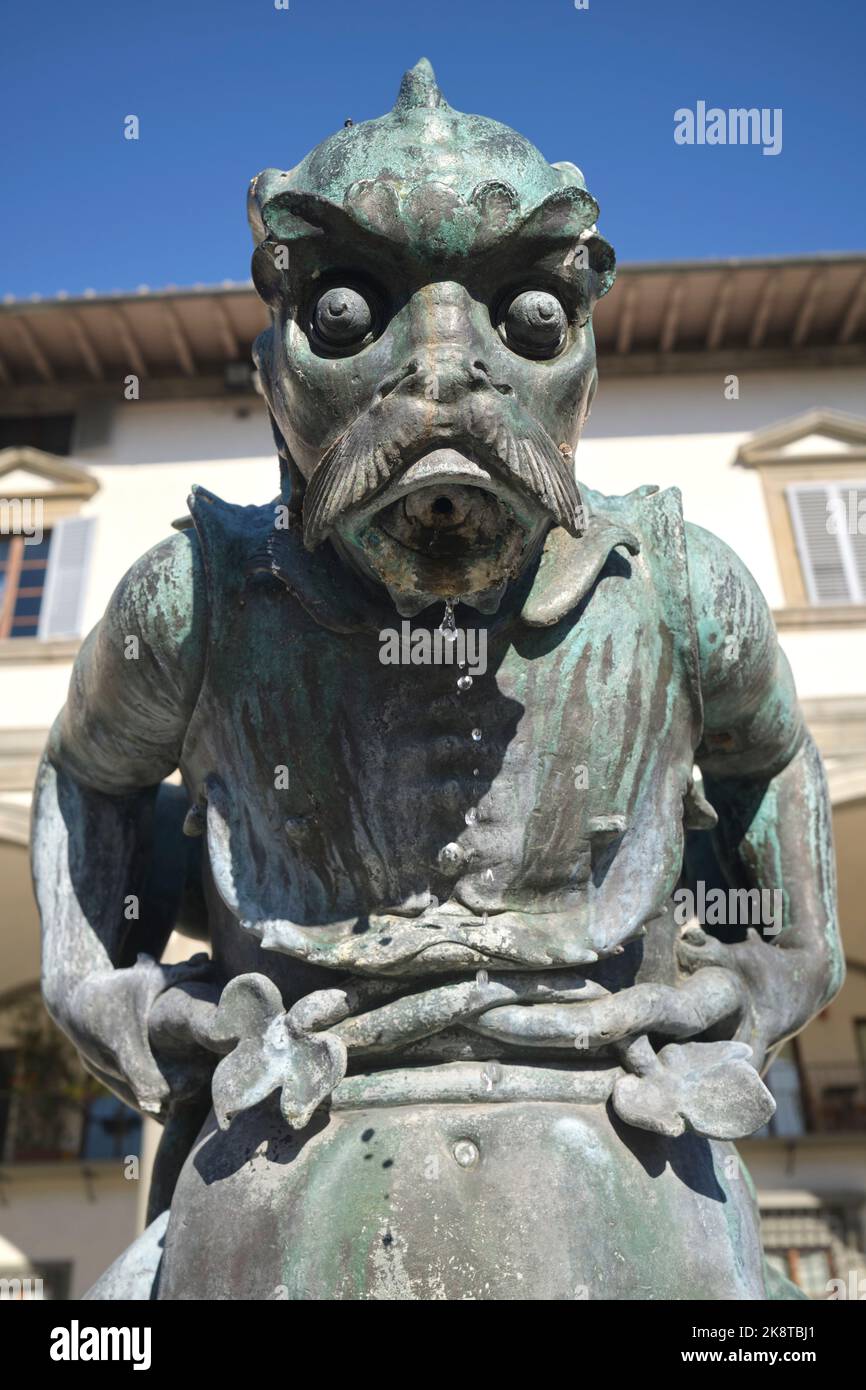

[2,0,863,298]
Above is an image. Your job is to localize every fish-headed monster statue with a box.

[33,60,843,1300]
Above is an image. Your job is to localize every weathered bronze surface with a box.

[33,61,843,1300]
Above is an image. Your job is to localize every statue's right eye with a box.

[311,286,375,352]
[498,289,568,359]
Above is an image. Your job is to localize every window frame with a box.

[734,410,866,626]
[0,445,99,656]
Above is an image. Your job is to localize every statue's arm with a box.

[680,521,845,1068]
[32,528,218,1116]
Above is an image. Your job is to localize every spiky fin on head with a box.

[248,59,615,292]
[395,56,449,111]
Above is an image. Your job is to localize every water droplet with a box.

[438,597,459,644]
[476,968,489,986]
[457,674,473,692]
[471,728,482,742]
[465,807,478,826]
[484,868,494,883]
[481,910,488,926]
[473,767,479,777]
[482,1061,502,1092]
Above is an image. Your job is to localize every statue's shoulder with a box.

[183,485,385,635]
[583,481,686,544]
[682,518,774,640]
[590,488,782,695]
[184,486,277,567]
[682,518,780,692]
[521,483,690,628]
[180,484,291,601]
[103,524,205,655]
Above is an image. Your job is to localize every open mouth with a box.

[341,448,542,612]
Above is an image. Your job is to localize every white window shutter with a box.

[786,484,863,604]
[37,515,97,638]
[852,485,866,596]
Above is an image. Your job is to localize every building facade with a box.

[1,254,864,1298]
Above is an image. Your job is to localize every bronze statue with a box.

[33,61,842,1300]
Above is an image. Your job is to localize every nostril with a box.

[471,359,513,395]
[432,496,454,516]
[469,359,491,390]
[377,359,420,401]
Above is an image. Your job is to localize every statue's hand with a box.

[677,924,806,1073]
[60,953,219,1117]
[472,965,746,1052]
[149,980,222,1053]
[147,963,224,1103]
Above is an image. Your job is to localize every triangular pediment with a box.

[0,446,98,498]
[736,410,866,467]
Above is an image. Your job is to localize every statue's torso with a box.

[179,486,702,990]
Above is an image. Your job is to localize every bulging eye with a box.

[312,286,374,350]
[499,290,567,358]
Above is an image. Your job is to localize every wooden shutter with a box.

[37,515,96,638]
[786,483,866,605]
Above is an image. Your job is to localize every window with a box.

[787,482,866,604]
[0,515,95,642]
[0,415,75,456]
[0,532,53,637]
[25,1262,73,1301]
[0,995,142,1165]
[762,1205,866,1298]
[0,446,99,645]
[735,409,866,622]
[80,1094,141,1160]
[759,1047,808,1137]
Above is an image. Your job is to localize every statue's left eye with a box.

[499,290,567,359]
[312,286,374,350]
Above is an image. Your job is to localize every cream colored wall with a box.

[1,665,76,733]
[800,798,866,1068]
[0,843,40,998]
[75,398,276,636]
[740,1139,866,1198]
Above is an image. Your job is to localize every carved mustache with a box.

[302,383,584,550]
